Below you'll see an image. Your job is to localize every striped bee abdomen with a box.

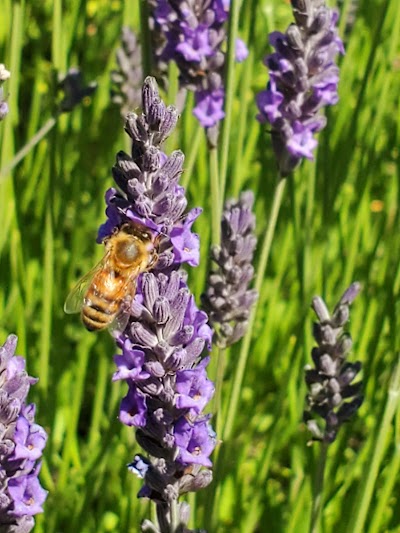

[81,288,121,331]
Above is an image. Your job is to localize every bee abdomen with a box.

[82,291,121,331]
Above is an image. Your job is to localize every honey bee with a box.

[64,222,159,332]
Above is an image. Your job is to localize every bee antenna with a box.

[153,228,168,239]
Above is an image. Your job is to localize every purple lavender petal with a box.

[119,384,147,427]
[8,474,48,517]
[193,89,225,128]
[235,38,249,62]
[174,417,216,467]
[113,340,150,382]
[11,417,47,462]
[175,358,215,413]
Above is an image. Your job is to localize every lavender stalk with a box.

[202,190,258,349]
[149,0,248,141]
[111,27,143,117]
[256,0,344,176]
[304,283,363,533]
[100,77,215,532]
[0,335,48,532]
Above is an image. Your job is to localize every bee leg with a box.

[120,294,133,314]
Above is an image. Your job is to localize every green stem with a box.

[302,163,316,300]
[0,116,57,180]
[231,49,254,197]
[348,357,400,533]
[368,446,400,533]
[214,346,226,438]
[210,146,221,244]
[139,0,152,78]
[219,0,240,205]
[309,442,329,533]
[181,124,202,190]
[222,176,287,441]
[170,498,179,533]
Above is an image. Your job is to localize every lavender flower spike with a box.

[0,335,48,532]
[150,1,248,134]
[202,191,258,348]
[101,77,215,531]
[0,64,11,121]
[256,0,344,176]
[304,282,363,443]
[111,27,143,117]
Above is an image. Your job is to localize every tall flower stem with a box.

[181,124,202,190]
[347,357,400,533]
[309,442,329,533]
[139,0,152,77]
[170,498,179,533]
[207,177,286,531]
[222,176,287,441]
[0,116,57,180]
[302,163,316,300]
[210,146,221,244]
[214,346,226,436]
[219,0,240,206]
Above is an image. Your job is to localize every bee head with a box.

[114,235,139,265]
[120,222,153,243]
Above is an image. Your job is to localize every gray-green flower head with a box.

[202,191,258,348]
[304,283,363,443]
[111,27,143,117]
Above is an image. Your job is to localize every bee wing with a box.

[108,277,138,336]
[64,253,110,314]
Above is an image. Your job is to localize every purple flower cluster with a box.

[100,77,215,530]
[115,270,215,477]
[202,191,258,348]
[111,27,143,117]
[256,0,344,176]
[304,283,363,443]
[0,335,48,532]
[0,64,10,121]
[149,0,248,130]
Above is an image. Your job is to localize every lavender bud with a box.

[304,284,363,443]
[111,27,143,117]
[202,191,257,348]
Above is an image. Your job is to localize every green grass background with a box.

[0,0,400,531]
